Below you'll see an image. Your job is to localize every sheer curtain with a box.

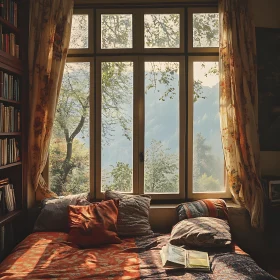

[28,0,74,199]
[219,0,264,228]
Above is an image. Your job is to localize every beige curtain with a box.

[28,0,74,199]
[219,0,264,228]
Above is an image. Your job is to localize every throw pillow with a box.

[104,190,153,236]
[169,217,232,248]
[33,193,89,232]
[176,199,228,221]
[68,199,121,247]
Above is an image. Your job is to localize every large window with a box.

[49,4,230,200]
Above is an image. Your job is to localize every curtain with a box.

[219,0,264,228]
[28,0,74,199]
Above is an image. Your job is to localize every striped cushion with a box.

[176,199,228,221]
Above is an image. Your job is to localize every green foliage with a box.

[193,13,219,47]
[50,138,89,195]
[103,162,132,192]
[195,173,221,192]
[144,14,180,48]
[144,139,179,193]
[102,139,179,193]
[193,133,223,192]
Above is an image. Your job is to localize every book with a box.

[160,243,210,272]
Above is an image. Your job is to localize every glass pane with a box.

[144,14,180,48]
[50,62,90,196]
[101,14,133,49]
[193,13,219,48]
[69,15,89,49]
[193,61,224,193]
[144,62,180,193]
[101,62,133,192]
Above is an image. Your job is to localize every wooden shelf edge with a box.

[0,97,20,104]
[0,162,22,170]
[0,210,23,227]
[0,17,20,34]
[0,50,23,73]
[0,132,21,136]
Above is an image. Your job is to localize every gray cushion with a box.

[169,217,232,248]
[33,193,89,232]
[105,190,153,237]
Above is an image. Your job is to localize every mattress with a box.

[0,232,277,279]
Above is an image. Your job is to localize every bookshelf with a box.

[0,0,27,260]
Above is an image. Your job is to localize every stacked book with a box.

[0,178,16,215]
[0,103,20,132]
[0,71,20,101]
[0,28,19,58]
[0,137,19,166]
[0,0,18,27]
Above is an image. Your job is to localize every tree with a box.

[193,133,222,192]
[145,140,178,193]
[104,162,132,192]
[50,138,89,195]
[102,139,179,193]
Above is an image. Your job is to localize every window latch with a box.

[139,152,144,162]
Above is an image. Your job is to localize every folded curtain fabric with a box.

[219,0,264,228]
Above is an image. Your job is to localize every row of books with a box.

[0,26,19,58]
[0,137,19,166]
[0,103,20,132]
[0,71,20,101]
[0,178,16,216]
[0,0,18,27]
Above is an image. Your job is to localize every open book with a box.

[160,243,210,272]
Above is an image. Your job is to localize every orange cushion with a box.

[68,199,121,247]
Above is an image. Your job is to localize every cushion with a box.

[176,199,228,221]
[104,190,153,236]
[68,199,121,248]
[169,217,232,248]
[33,193,89,232]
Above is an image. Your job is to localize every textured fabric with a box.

[0,232,277,280]
[219,0,264,228]
[176,199,228,221]
[170,217,232,248]
[33,193,89,232]
[28,0,74,198]
[68,199,121,247]
[105,190,153,236]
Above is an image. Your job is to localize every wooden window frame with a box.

[187,56,231,199]
[95,56,139,199]
[138,56,186,200]
[47,4,231,201]
[188,7,219,53]
[68,9,94,55]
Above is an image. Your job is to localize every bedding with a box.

[169,217,232,248]
[176,199,228,221]
[33,193,90,232]
[105,190,153,237]
[68,199,121,247]
[0,232,277,280]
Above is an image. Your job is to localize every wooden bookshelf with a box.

[0,16,20,34]
[0,210,22,227]
[0,97,20,105]
[0,162,22,170]
[0,1,27,260]
[0,132,21,136]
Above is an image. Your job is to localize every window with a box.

[49,4,230,200]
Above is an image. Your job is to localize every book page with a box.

[167,244,186,266]
[187,250,209,268]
